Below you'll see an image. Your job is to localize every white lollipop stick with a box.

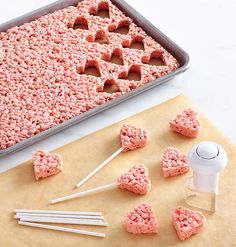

[15,213,104,220]
[18,217,108,226]
[18,221,105,238]
[51,182,120,204]
[76,147,123,188]
[14,209,102,216]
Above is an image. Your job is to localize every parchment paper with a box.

[1,94,235,247]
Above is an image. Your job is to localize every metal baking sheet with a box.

[0,0,190,156]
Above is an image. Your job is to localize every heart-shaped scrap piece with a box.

[169,109,200,138]
[120,123,149,152]
[118,165,151,195]
[162,147,189,178]
[172,206,205,241]
[124,202,159,234]
[33,150,63,180]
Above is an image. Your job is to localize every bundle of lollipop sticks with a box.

[14,209,108,238]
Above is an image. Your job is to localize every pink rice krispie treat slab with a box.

[33,150,63,180]
[120,123,149,152]
[124,202,159,234]
[0,0,179,150]
[172,207,205,241]
[162,147,189,178]
[118,165,151,195]
[169,109,200,138]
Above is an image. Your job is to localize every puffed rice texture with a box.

[124,202,159,234]
[33,150,63,180]
[0,0,179,150]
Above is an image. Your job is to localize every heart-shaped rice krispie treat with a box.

[169,109,200,138]
[33,150,63,180]
[172,206,205,241]
[162,147,189,178]
[120,123,149,152]
[124,202,159,234]
[118,165,151,195]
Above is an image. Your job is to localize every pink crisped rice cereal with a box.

[169,109,200,138]
[120,123,149,152]
[118,165,151,195]
[0,42,4,62]
[162,147,189,178]
[0,0,179,151]
[172,207,205,241]
[33,150,63,180]
[124,202,159,234]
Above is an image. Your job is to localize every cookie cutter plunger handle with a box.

[187,141,228,194]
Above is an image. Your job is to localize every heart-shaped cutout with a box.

[89,1,110,19]
[109,20,130,35]
[172,207,205,241]
[169,108,200,138]
[120,123,149,152]
[109,53,124,65]
[162,147,189,178]
[124,202,159,234]
[102,79,121,93]
[118,165,151,195]
[33,150,63,180]
[118,65,142,81]
[72,16,89,30]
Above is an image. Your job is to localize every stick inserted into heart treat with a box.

[76,123,149,188]
[51,165,151,204]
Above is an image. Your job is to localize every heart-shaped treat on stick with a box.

[124,203,159,234]
[169,109,200,138]
[172,206,205,241]
[51,165,151,204]
[120,123,149,152]
[118,165,151,195]
[162,147,189,178]
[33,150,63,180]
[76,123,149,188]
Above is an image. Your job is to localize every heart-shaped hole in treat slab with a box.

[79,60,101,77]
[110,54,124,65]
[104,48,124,65]
[119,65,141,81]
[89,1,110,19]
[87,31,109,44]
[112,26,129,35]
[102,79,121,93]
[109,19,131,35]
[72,16,89,30]
[94,35,109,45]
[129,35,145,50]
[142,50,165,66]
[84,66,101,77]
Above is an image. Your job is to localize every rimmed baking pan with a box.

[0,0,190,156]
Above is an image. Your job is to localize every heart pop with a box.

[162,147,189,178]
[76,123,149,188]
[172,206,205,241]
[51,165,151,204]
[169,108,200,138]
[33,150,63,180]
[124,203,159,234]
